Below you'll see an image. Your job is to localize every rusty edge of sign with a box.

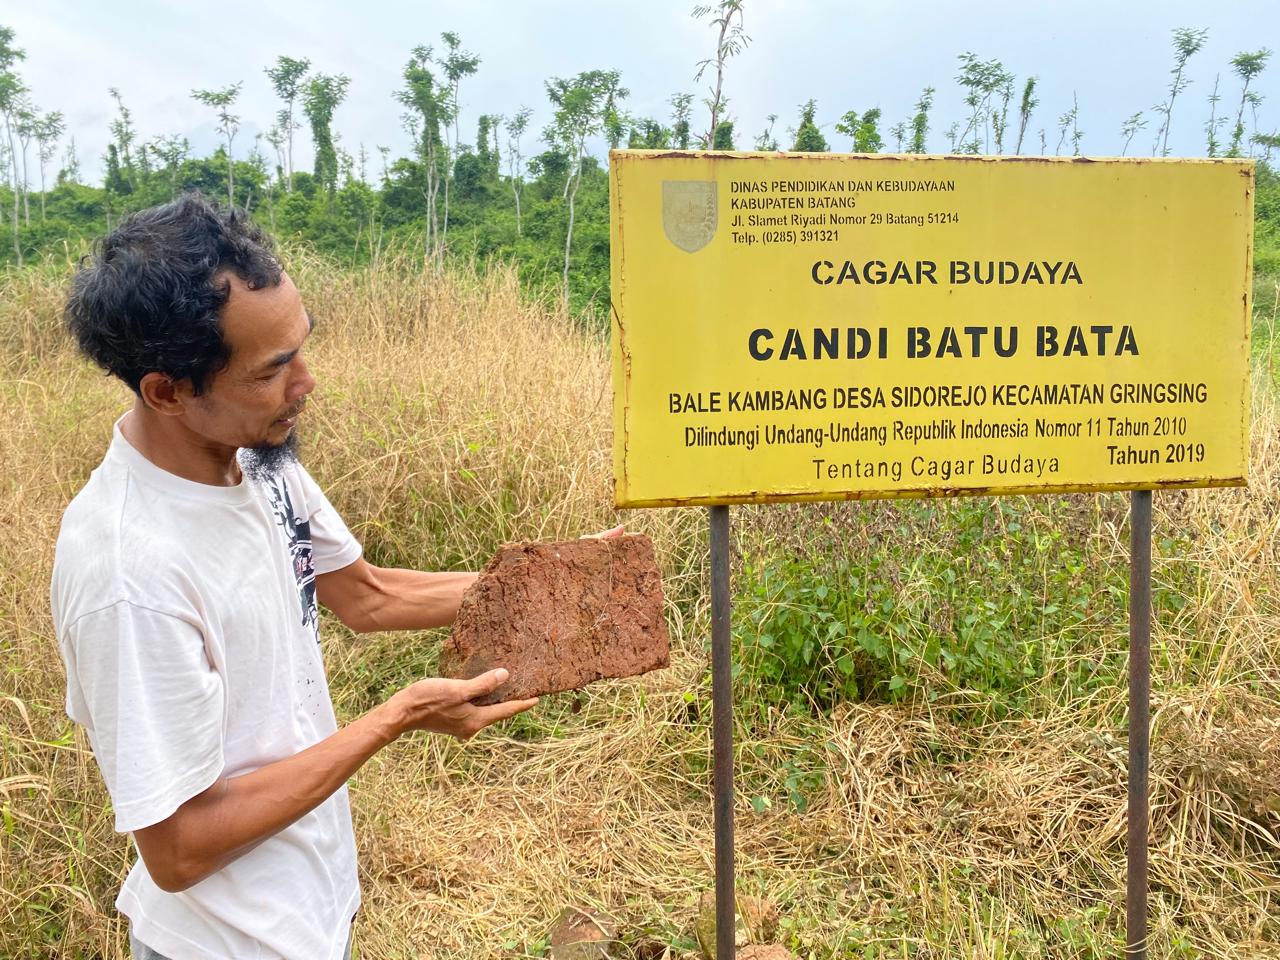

[609,160,633,506]
[609,148,1258,168]
[614,477,1247,510]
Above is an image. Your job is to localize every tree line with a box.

[0,5,1277,319]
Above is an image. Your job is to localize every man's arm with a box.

[315,558,477,633]
[132,668,531,893]
[315,527,624,634]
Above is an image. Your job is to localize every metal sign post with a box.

[1128,489,1152,957]
[709,505,735,959]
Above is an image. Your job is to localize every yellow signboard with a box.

[611,151,1253,508]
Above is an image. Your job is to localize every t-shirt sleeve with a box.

[293,466,362,574]
[61,601,225,833]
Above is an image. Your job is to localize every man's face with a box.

[182,270,316,460]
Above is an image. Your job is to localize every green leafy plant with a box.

[733,498,1135,718]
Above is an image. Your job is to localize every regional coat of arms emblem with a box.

[662,180,718,253]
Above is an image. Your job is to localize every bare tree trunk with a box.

[706,14,731,145]
[561,146,581,310]
[8,191,17,265]
[562,184,575,309]
[512,179,522,236]
[441,156,451,254]
[19,143,29,225]
[4,114,22,265]
[420,184,432,263]
[443,84,459,253]
[37,161,45,223]
[431,147,444,271]
[424,141,441,266]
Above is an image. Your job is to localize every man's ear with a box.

[137,372,193,417]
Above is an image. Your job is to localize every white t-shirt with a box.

[50,416,363,960]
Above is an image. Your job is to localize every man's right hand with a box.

[384,668,537,741]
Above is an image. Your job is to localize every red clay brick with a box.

[439,534,670,704]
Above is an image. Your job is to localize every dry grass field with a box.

[1,252,1277,958]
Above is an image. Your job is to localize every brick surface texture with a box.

[439,534,670,704]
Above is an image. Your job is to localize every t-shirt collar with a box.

[109,413,254,505]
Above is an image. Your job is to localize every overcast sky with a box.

[5,0,1278,184]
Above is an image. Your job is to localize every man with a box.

[51,194,575,958]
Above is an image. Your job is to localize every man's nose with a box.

[291,358,316,399]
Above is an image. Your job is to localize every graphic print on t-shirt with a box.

[264,476,319,637]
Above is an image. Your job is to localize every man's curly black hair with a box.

[65,193,283,396]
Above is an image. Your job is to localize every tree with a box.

[15,99,35,223]
[891,122,908,153]
[504,107,531,235]
[264,123,286,185]
[149,134,189,200]
[1070,93,1084,155]
[792,99,828,152]
[107,87,137,191]
[433,32,479,249]
[754,113,778,151]
[991,76,1014,153]
[475,114,498,175]
[34,110,64,221]
[1055,93,1082,156]
[1205,74,1225,157]
[603,89,629,150]
[257,135,280,230]
[545,69,625,307]
[103,142,129,224]
[264,56,310,191]
[0,136,7,229]
[836,108,882,153]
[337,145,356,187]
[629,118,671,149]
[397,46,448,258]
[693,1,748,148]
[0,25,26,263]
[712,119,735,150]
[1152,27,1208,156]
[671,93,694,149]
[1229,49,1271,157]
[191,83,242,205]
[302,73,350,197]
[943,121,959,152]
[60,135,80,184]
[1120,112,1147,156]
[908,87,934,153]
[1253,131,1280,164]
[1013,78,1038,154]
[245,134,271,213]
[955,53,1013,154]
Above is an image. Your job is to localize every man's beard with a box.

[241,429,301,483]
